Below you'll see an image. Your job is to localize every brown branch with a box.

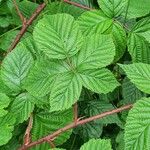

[13,0,25,23]
[63,0,92,10]
[19,104,132,150]
[73,102,78,123]
[46,140,56,148]
[7,3,46,53]
[23,114,33,145]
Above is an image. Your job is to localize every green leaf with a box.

[128,17,150,63]
[0,93,10,117]
[10,93,35,124]
[24,58,69,97]
[32,109,73,150]
[128,33,150,63]
[98,0,127,18]
[126,0,150,19]
[0,16,12,28]
[124,97,150,150]
[110,22,126,61]
[1,43,34,92]
[0,30,19,51]
[77,10,126,61]
[49,72,82,112]
[73,34,115,70]
[122,77,146,104]
[0,114,15,146]
[76,122,103,141]
[80,138,112,150]
[132,17,150,43]
[33,13,83,59]
[45,2,85,19]
[79,68,119,94]
[119,63,150,94]
[85,101,122,127]
[77,10,113,35]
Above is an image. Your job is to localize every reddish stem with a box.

[63,0,92,10]
[73,103,78,123]
[23,114,33,146]
[7,3,46,53]
[19,104,132,150]
[13,0,25,23]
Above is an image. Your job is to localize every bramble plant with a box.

[0,0,150,150]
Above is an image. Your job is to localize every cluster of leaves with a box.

[0,0,150,149]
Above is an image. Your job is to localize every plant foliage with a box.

[0,0,150,149]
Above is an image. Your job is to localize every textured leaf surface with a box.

[0,114,15,146]
[0,93,10,117]
[33,14,83,59]
[49,72,82,112]
[76,122,103,141]
[77,10,126,61]
[126,0,150,19]
[111,22,126,61]
[32,109,73,150]
[80,138,112,150]
[1,43,34,92]
[128,17,150,63]
[79,68,119,94]
[128,33,150,64]
[77,10,112,35]
[120,63,150,94]
[24,58,69,97]
[122,77,145,104]
[10,93,35,124]
[73,34,115,70]
[85,101,122,127]
[98,0,127,18]
[45,2,85,19]
[125,97,150,150]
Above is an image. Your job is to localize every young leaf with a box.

[24,58,70,97]
[0,93,10,117]
[0,114,15,146]
[32,109,73,150]
[80,138,112,150]
[73,34,115,70]
[33,13,83,59]
[77,10,112,35]
[10,93,35,124]
[1,43,34,92]
[49,72,82,112]
[79,68,119,94]
[120,63,150,94]
[98,0,127,18]
[124,97,150,150]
